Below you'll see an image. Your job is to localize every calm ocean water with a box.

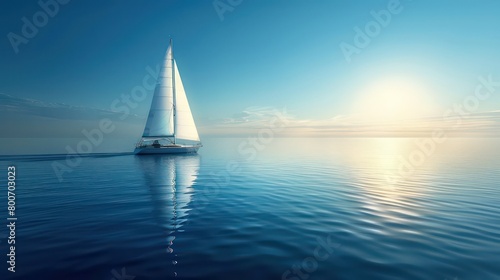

[1,138,499,280]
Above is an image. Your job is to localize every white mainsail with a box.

[173,60,200,142]
[142,44,175,137]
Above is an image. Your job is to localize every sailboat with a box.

[135,39,202,154]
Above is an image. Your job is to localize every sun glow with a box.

[352,76,438,123]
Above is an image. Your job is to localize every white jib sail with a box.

[174,60,200,142]
[142,45,175,137]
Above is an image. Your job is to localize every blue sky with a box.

[1,0,500,152]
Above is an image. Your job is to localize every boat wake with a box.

[0,152,134,162]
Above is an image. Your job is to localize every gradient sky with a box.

[1,0,500,144]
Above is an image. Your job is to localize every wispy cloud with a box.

[0,93,144,138]
[200,107,500,137]
[0,93,143,121]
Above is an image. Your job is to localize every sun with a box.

[352,76,438,123]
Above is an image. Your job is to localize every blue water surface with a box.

[0,137,499,280]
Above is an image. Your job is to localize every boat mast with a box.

[171,38,177,144]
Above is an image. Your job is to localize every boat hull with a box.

[134,146,199,155]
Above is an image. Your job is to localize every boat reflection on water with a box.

[135,154,200,277]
